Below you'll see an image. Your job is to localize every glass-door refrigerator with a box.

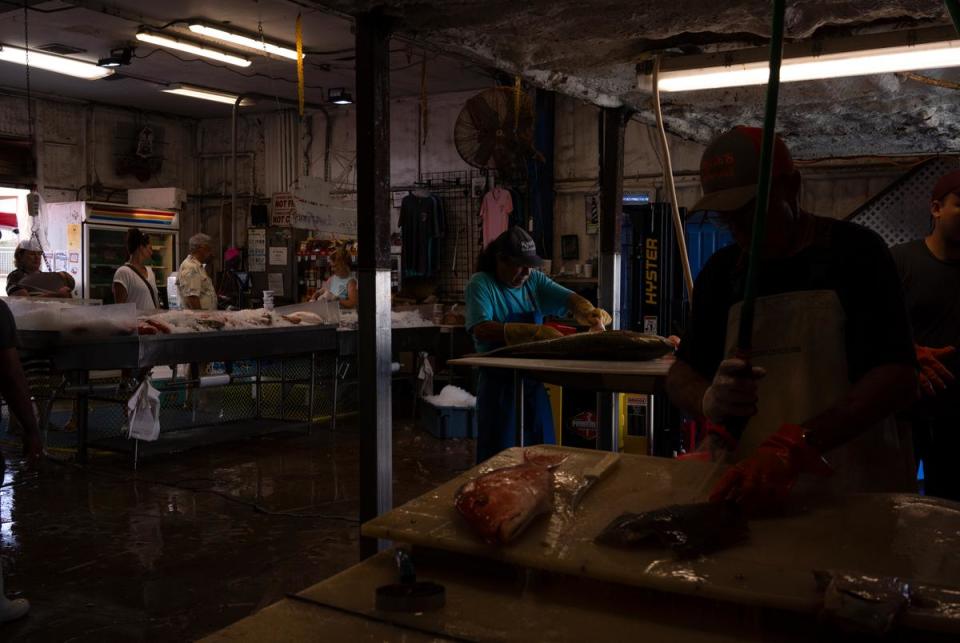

[39,201,179,304]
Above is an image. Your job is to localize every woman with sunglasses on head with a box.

[112,228,160,310]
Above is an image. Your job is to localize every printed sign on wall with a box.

[271,192,295,227]
[248,228,266,271]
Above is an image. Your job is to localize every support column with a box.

[597,107,627,451]
[355,9,393,558]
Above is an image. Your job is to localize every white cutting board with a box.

[363,446,960,632]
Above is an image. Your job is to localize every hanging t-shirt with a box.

[399,193,445,278]
[479,187,513,247]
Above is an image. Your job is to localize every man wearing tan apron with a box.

[667,127,918,514]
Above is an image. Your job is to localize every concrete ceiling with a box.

[0,0,495,119]
[309,0,960,158]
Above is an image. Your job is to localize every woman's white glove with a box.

[701,358,766,422]
[311,288,337,302]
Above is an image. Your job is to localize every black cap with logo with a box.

[495,226,543,267]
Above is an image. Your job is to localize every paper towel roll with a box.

[199,374,231,388]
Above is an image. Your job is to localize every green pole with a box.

[946,0,960,34]
[735,0,787,352]
[724,0,786,441]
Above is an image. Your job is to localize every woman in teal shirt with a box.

[465,227,611,462]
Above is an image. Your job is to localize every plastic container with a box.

[421,402,477,439]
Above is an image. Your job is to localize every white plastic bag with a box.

[417,351,434,398]
[127,380,161,442]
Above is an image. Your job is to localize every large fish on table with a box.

[482,330,674,361]
[455,450,566,545]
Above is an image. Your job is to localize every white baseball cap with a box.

[16,239,41,252]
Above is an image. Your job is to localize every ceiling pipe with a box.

[231,93,246,254]
[229,93,331,259]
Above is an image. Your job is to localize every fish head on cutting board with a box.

[455,462,557,545]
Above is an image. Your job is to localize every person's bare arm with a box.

[665,359,711,418]
[340,279,359,309]
[0,347,42,465]
[803,363,916,453]
[113,282,128,304]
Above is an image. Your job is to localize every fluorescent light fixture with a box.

[162,84,252,106]
[136,30,251,68]
[328,87,352,105]
[188,22,301,61]
[0,44,113,80]
[650,26,960,92]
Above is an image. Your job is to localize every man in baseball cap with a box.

[465,226,611,462]
[668,127,918,514]
[890,168,960,501]
[689,126,801,254]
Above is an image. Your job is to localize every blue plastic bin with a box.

[421,402,477,439]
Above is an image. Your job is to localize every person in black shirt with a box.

[666,127,917,514]
[0,298,40,622]
[891,169,960,501]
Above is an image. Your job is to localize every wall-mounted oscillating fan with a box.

[454,87,540,179]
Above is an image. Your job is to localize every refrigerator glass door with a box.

[86,226,177,304]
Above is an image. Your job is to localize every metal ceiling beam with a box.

[355,7,393,559]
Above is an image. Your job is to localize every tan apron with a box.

[725,290,915,494]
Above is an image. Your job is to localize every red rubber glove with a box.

[709,423,832,515]
[916,345,956,397]
[677,421,737,462]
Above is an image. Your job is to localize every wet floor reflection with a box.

[0,419,474,642]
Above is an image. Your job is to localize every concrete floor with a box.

[0,418,475,642]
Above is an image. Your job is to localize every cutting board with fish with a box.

[363,446,960,633]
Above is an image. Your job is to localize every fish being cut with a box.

[481,330,674,361]
[595,501,749,559]
[455,450,566,545]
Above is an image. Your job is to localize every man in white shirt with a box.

[175,234,216,405]
[176,233,216,311]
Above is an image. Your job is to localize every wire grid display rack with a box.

[398,169,521,300]
[846,157,960,247]
[7,355,356,454]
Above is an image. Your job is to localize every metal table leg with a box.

[597,392,618,452]
[331,356,340,434]
[76,371,89,465]
[308,352,316,432]
[280,359,287,421]
[514,370,524,448]
[255,359,262,419]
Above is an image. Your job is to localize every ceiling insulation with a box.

[311,1,959,157]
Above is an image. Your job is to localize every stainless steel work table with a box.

[447,355,673,451]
